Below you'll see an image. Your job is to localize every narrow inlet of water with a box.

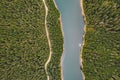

[55,0,84,80]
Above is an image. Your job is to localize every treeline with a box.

[45,0,63,80]
[0,0,49,80]
[82,0,120,80]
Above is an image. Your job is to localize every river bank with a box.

[53,0,64,80]
[59,16,64,80]
[80,0,87,80]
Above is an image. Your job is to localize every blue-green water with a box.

[55,0,84,80]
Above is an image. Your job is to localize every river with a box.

[55,0,84,80]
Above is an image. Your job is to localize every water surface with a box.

[55,0,84,80]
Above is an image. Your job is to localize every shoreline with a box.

[53,0,64,80]
[80,0,87,80]
[59,16,64,80]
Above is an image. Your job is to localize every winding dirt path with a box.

[42,0,52,80]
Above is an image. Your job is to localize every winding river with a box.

[55,0,84,80]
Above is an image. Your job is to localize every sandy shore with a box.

[59,16,64,80]
[53,0,64,80]
[80,0,87,80]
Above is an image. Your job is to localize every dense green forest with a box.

[82,0,120,80]
[0,0,49,79]
[0,0,63,80]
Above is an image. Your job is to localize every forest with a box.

[0,0,63,80]
[82,0,120,80]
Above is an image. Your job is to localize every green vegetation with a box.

[0,0,63,80]
[82,0,120,80]
[45,0,63,80]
